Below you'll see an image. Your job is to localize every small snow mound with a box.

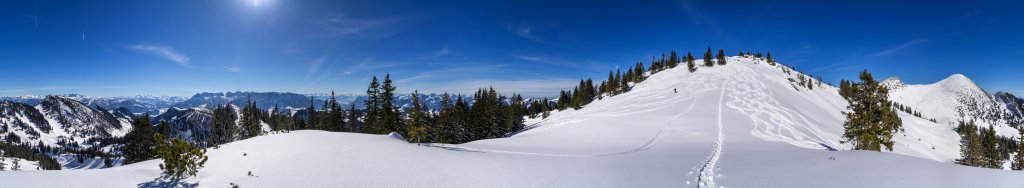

[387,132,406,141]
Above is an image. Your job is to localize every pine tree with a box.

[686,52,697,72]
[703,48,714,67]
[240,96,262,139]
[956,121,984,167]
[766,51,776,66]
[301,97,312,130]
[634,62,645,81]
[716,48,726,65]
[365,76,381,134]
[1011,128,1024,170]
[268,103,281,131]
[328,91,346,132]
[123,115,156,164]
[406,90,428,144]
[155,133,208,178]
[379,73,402,134]
[348,104,361,133]
[209,104,236,145]
[981,125,1002,168]
[841,70,903,151]
[668,50,679,68]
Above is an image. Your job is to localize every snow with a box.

[884,74,1020,138]
[1,57,1023,187]
[0,156,42,171]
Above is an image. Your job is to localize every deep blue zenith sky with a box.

[1,0,1021,97]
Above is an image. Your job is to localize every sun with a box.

[249,0,262,8]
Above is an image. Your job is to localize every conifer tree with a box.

[668,50,679,68]
[240,96,262,139]
[155,133,208,178]
[306,96,317,130]
[703,48,714,67]
[435,93,455,143]
[956,121,984,167]
[365,76,381,134]
[716,48,726,65]
[981,125,1002,168]
[348,104,361,133]
[268,103,281,131]
[1011,128,1024,170]
[406,90,428,144]
[686,52,697,72]
[379,73,402,134]
[766,51,776,66]
[328,91,346,132]
[209,104,236,145]
[841,70,903,151]
[634,62,645,81]
[124,115,156,164]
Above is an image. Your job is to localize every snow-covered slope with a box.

[1,95,131,147]
[883,75,1020,137]
[2,57,1022,187]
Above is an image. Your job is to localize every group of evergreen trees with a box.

[393,88,527,144]
[956,121,1024,170]
[240,96,263,139]
[0,140,60,170]
[364,75,402,135]
[956,121,1003,168]
[840,70,903,151]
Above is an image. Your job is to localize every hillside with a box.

[2,57,1022,187]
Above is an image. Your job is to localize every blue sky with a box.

[1,0,1021,97]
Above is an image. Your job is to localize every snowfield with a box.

[2,57,1022,187]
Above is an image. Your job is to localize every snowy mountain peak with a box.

[881,77,904,89]
[936,73,978,90]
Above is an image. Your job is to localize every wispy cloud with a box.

[507,22,565,47]
[342,57,402,75]
[395,64,510,84]
[680,0,727,38]
[312,13,409,40]
[222,64,242,73]
[514,55,578,68]
[307,55,328,78]
[870,39,930,57]
[130,44,191,68]
[427,48,449,58]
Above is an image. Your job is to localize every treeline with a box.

[0,141,61,170]
[892,102,937,123]
[955,120,1023,169]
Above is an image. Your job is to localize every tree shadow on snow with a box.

[137,176,199,188]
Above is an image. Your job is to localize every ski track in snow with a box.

[724,66,839,150]
[695,89,726,188]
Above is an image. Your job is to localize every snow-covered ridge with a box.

[884,74,1020,137]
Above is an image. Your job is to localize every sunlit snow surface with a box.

[2,57,1022,187]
